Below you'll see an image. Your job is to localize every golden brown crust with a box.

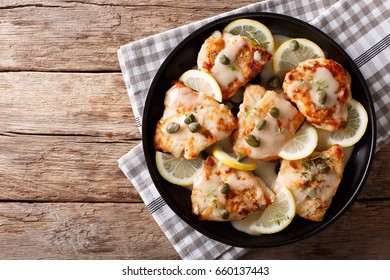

[283,58,352,131]
[154,82,237,159]
[233,84,305,161]
[197,32,272,100]
[274,145,345,221]
[191,155,275,221]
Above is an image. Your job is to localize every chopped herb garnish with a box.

[310,78,329,92]
[205,187,216,197]
[276,125,285,134]
[302,155,330,181]
[229,65,237,71]
[245,106,258,117]
[309,189,316,199]
[245,30,269,48]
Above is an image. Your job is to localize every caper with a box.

[188,122,201,133]
[219,54,230,65]
[166,122,180,134]
[289,40,299,51]
[317,91,327,105]
[236,154,247,162]
[256,118,267,130]
[268,106,280,118]
[221,209,230,220]
[266,76,281,89]
[184,113,195,124]
[245,134,261,147]
[317,163,330,174]
[219,183,230,195]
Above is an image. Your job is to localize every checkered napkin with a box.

[118,0,390,259]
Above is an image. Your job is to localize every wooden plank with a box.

[242,199,390,259]
[0,202,180,259]
[0,135,142,202]
[0,72,139,139]
[0,200,388,259]
[358,144,390,199]
[0,0,260,71]
[1,133,388,201]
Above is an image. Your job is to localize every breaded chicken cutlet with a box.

[273,145,345,222]
[154,81,237,160]
[191,155,275,221]
[197,31,272,100]
[283,58,352,131]
[233,84,305,161]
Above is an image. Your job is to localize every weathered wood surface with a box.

[0,0,389,259]
[0,0,259,71]
[0,200,388,260]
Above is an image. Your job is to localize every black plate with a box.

[142,13,376,248]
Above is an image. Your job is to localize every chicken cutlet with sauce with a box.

[283,58,352,131]
[232,84,305,161]
[273,145,345,222]
[197,31,272,100]
[154,82,237,160]
[191,155,275,221]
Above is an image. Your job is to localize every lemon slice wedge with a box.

[179,70,222,102]
[211,145,257,171]
[279,122,318,160]
[223,18,274,53]
[273,38,325,76]
[328,99,368,147]
[155,151,204,187]
[250,186,296,234]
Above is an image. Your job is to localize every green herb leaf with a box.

[309,189,316,199]
[276,125,285,134]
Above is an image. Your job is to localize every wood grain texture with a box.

[0,135,141,202]
[0,72,138,139]
[0,0,388,260]
[0,200,388,260]
[0,202,180,259]
[0,0,258,71]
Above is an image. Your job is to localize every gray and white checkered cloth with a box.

[118,0,390,259]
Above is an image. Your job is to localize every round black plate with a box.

[142,13,376,248]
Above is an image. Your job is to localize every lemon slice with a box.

[223,18,274,53]
[250,186,296,234]
[179,70,222,102]
[211,145,257,171]
[279,122,318,160]
[328,99,368,147]
[155,151,204,187]
[273,38,325,76]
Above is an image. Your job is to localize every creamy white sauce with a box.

[253,50,262,62]
[231,211,262,235]
[252,160,279,189]
[211,34,246,87]
[310,67,339,108]
[164,86,196,111]
[244,91,298,159]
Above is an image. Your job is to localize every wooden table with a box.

[0,0,389,260]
